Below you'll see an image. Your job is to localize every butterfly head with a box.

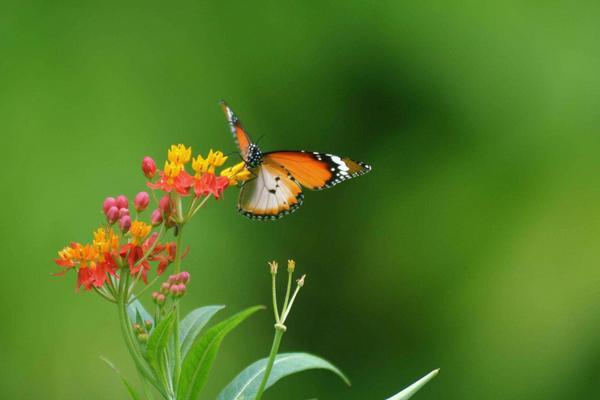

[246,143,263,169]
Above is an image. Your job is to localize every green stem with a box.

[271,274,280,322]
[280,270,293,317]
[255,328,285,400]
[172,224,184,389]
[117,274,166,398]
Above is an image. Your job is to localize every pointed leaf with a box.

[146,311,175,379]
[127,297,154,330]
[180,305,225,358]
[218,352,350,400]
[100,356,142,400]
[385,369,439,400]
[177,305,263,400]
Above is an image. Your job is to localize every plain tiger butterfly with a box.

[221,101,372,220]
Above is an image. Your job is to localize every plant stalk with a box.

[255,327,285,400]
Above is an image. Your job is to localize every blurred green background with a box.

[2,1,600,399]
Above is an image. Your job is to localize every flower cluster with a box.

[152,271,190,305]
[54,144,249,295]
[146,145,250,199]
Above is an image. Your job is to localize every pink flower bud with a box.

[103,197,116,214]
[142,156,157,179]
[152,291,159,299]
[119,215,132,233]
[134,191,150,212]
[177,283,187,296]
[106,206,119,224]
[168,274,177,284]
[151,209,163,226]
[160,282,171,294]
[169,284,179,296]
[118,208,130,218]
[179,271,190,284]
[159,195,172,215]
[157,294,166,305]
[115,195,129,209]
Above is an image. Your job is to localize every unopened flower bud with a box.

[152,292,167,306]
[297,274,306,287]
[106,206,119,224]
[132,323,142,332]
[169,284,179,296]
[142,156,157,179]
[118,208,130,218]
[159,195,172,215]
[144,320,153,331]
[151,209,163,226]
[287,259,295,272]
[119,215,132,233]
[268,261,278,275]
[168,274,177,284]
[160,282,171,294]
[134,191,150,212]
[103,197,116,214]
[137,333,149,343]
[115,195,129,209]
[151,291,159,300]
[179,271,190,283]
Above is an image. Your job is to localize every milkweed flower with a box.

[147,161,193,195]
[54,227,119,291]
[220,161,252,185]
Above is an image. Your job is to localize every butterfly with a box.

[221,101,372,220]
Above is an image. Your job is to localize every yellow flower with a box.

[220,161,252,185]
[168,144,192,166]
[93,227,119,257]
[164,160,183,181]
[58,246,77,262]
[130,220,152,245]
[192,149,229,176]
[192,154,211,176]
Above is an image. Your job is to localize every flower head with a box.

[129,220,151,245]
[168,144,192,166]
[192,149,228,176]
[220,161,252,185]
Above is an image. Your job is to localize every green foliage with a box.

[218,352,350,400]
[100,356,142,400]
[146,311,175,388]
[127,297,154,330]
[177,306,263,400]
[385,370,439,400]
[179,305,225,358]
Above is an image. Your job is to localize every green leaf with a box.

[180,305,225,358]
[127,297,154,330]
[177,305,263,400]
[146,311,175,381]
[217,352,350,400]
[385,369,439,400]
[100,356,142,400]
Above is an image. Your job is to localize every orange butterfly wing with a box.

[263,151,371,190]
[220,100,252,161]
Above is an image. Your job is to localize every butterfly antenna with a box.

[255,134,266,145]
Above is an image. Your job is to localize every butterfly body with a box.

[221,101,371,220]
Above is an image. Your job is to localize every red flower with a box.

[120,243,150,283]
[193,172,229,199]
[147,161,193,195]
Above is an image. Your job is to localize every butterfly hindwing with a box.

[263,151,371,190]
[220,100,252,162]
[238,163,304,220]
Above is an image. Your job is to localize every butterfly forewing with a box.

[238,163,304,220]
[263,151,371,190]
[220,100,252,162]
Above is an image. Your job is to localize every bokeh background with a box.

[2,1,600,399]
